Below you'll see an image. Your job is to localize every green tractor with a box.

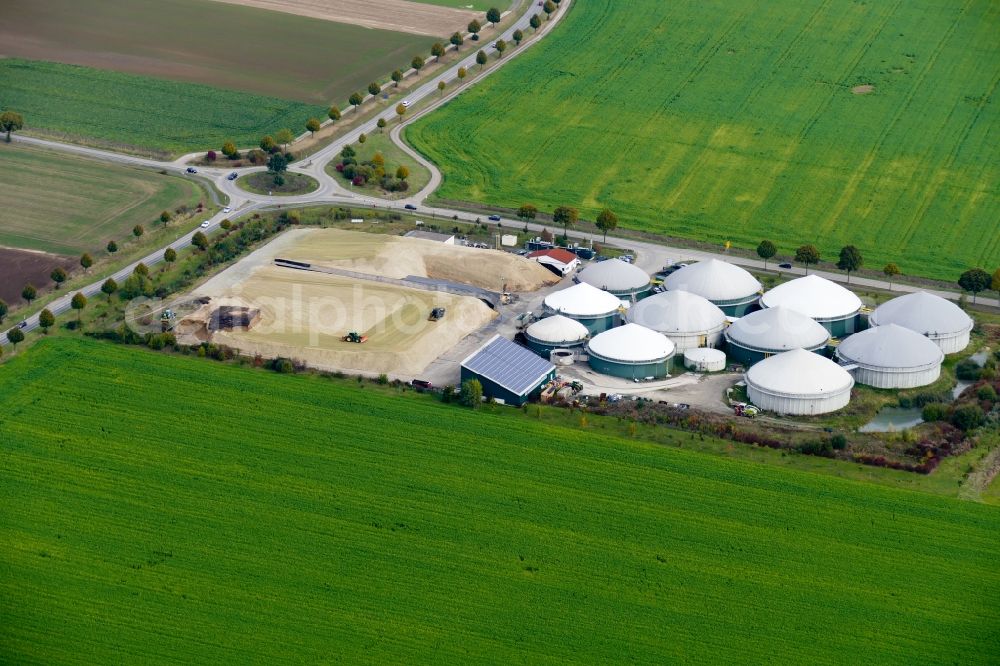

[342,331,368,343]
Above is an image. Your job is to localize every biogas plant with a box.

[465,256,977,417]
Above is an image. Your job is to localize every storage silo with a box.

[836,324,944,389]
[577,260,651,300]
[684,348,727,372]
[662,259,762,316]
[524,315,590,356]
[626,290,726,351]
[543,282,622,334]
[746,348,854,415]
[759,275,862,336]
[724,306,830,367]
[869,291,973,354]
[587,323,675,379]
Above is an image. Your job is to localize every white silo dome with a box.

[626,290,726,350]
[578,260,650,296]
[746,348,854,415]
[869,291,973,354]
[525,315,589,346]
[684,347,727,372]
[588,323,675,363]
[725,306,830,353]
[663,259,762,304]
[760,275,862,328]
[837,324,944,388]
[543,282,621,317]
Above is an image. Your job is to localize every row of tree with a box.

[753,241,1000,302]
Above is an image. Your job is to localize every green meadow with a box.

[0,144,202,255]
[1,337,998,663]
[407,0,1000,281]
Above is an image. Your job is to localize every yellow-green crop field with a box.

[408,0,1000,281]
[1,338,998,662]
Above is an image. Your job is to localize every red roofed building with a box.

[527,249,581,277]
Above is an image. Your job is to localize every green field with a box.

[408,0,1000,281]
[2,337,999,663]
[0,0,434,104]
[0,59,335,156]
[0,143,202,255]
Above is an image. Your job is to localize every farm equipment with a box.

[429,307,446,321]
[514,312,535,330]
[733,403,759,418]
[342,331,368,343]
[160,309,176,332]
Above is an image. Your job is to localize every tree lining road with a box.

[0,0,980,346]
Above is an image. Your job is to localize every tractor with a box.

[429,307,446,321]
[342,331,368,343]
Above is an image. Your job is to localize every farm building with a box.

[587,323,675,379]
[524,315,590,356]
[543,282,623,333]
[662,259,762,316]
[404,230,456,244]
[746,348,854,415]
[684,348,727,372]
[577,260,651,300]
[759,275,862,336]
[869,291,973,354]
[460,335,556,406]
[724,306,830,367]
[626,290,726,351]
[527,248,581,276]
[836,323,944,389]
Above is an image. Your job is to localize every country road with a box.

[0,0,983,347]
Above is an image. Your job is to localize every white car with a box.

[402,100,411,107]
[223,206,231,213]
[200,220,210,228]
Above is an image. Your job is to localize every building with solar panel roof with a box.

[460,335,556,405]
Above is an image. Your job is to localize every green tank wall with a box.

[526,339,585,358]
[588,354,672,379]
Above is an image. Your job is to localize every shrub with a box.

[459,379,483,408]
[950,404,985,431]
[921,402,949,422]
[797,440,834,457]
[977,384,998,402]
[830,434,847,450]
[273,358,294,374]
[955,359,982,381]
[377,373,389,385]
[206,150,216,161]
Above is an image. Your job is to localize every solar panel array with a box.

[462,336,555,396]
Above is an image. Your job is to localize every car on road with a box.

[223,206,231,213]
[186,167,197,174]
[227,172,238,181]
[200,221,210,228]
[402,100,411,108]
[404,204,418,210]
[488,215,501,221]
[778,262,792,269]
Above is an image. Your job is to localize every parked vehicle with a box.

[404,204,418,210]
[411,379,433,390]
[186,167,197,174]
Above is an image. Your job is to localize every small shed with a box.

[404,230,456,244]
[528,248,581,276]
[460,335,556,405]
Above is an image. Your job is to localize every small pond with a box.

[859,407,924,433]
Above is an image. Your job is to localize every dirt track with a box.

[206,0,479,36]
